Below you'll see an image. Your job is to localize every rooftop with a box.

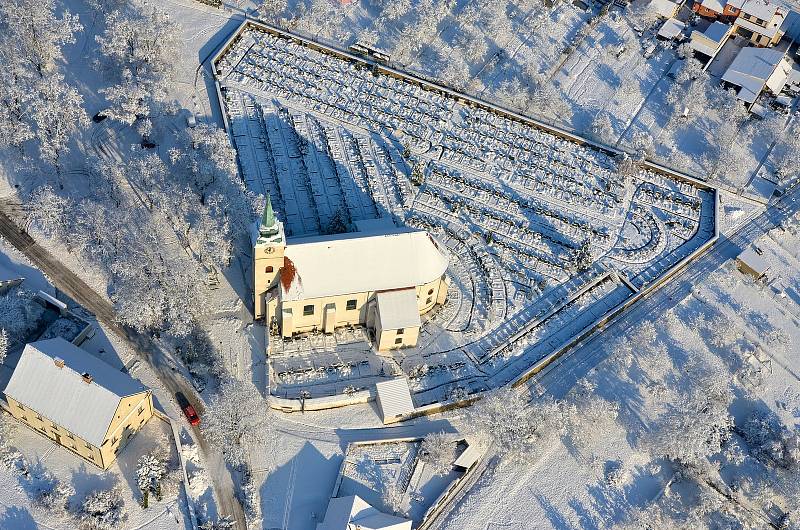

[316,495,412,530]
[721,46,789,103]
[375,378,415,422]
[3,338,148,446]
[376,288,422,331]
[281,229,448,302]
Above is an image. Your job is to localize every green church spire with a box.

[259,195,279,238]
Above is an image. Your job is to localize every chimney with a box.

[81,372,93,384]
[54,357,65,369]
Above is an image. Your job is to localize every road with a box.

[0,200,246,530]
[527,182,800,400]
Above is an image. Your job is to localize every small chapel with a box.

[253,198,450,351]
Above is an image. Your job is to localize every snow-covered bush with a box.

[0,288,44,342]
[742,412,800,471]
[36,479,75,518]
[239,467,262,529]
[419,431,458,476]
[645,378,733,471]
[0,328,7,364]
[79,488,127,530]
[199,516,236,530]
[464,388,560,461]
[136,451,168,508]
[26,185,73,239]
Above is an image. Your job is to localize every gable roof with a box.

[316,495,412,530]
[3,338,148,446]
[375,378,415,422]
[701,0,725,13]
[281,229,448,302]
[722,47,788,103]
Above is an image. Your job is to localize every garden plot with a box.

[335,439,469,525]
[214,22,716,402]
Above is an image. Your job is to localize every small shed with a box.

[375,378,415,424]
[658,18,686,40]
[736,246,770,279]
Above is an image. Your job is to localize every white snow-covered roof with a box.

[701,0,725,13]
[690,22,732,56]
[453,439,484,469]
[316,495,412,530]
[658,18,686,39]
[737,246,770,276]
[375,378,415,422]
[649,0,680,18]
[376,288,421,330]
[740,0,781,21]
[3,338,148,446]
[722,47,789,103]
[282,229,448,302]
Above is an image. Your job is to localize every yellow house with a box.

[253,198,449,351]
[3,338,154,470]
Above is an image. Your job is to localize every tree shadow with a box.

[0,506,38,530]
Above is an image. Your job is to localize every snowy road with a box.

[0,200,247,530]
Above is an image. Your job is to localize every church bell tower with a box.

[254,195,285,320]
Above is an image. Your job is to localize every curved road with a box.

[0,200,246,530]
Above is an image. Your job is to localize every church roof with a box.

[281,229,448,302]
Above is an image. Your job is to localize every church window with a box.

[396,328,404,335]
[303,305,314,316]
[395,338,403,345]
[266,266,274,273]
[346,299,357,310]
[427,288,434,295]
[426,297,433,304]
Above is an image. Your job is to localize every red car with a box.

[176,392,200,426]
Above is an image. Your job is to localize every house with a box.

[721,46,792,105]
[733,0,786,46]
[690,21,734,58]
[736,246,770,279]
[649,0,681,19]
[658,17,687,40]
[375,377,415,424]
[316,495,412,530]
[254,197,449,351]
[3,338,154,469]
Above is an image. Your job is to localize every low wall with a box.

[268,388,374,412]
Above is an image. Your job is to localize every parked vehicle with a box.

[176,392,200,426]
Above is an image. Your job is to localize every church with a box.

[253,199,450,351]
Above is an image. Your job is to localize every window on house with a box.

[85,442,92,449]
[396,328,404,335]
[114,447,120,455]
[346,299,357,310]
[15,402,23,409]
[66,432,73,439]
[36,414,42,421]
[138,406,144,415]
[426,297,433,304]
[303,305,314,316]
[266,266,274,273]
[111,437,118,445]
[428,288,434,295]
[394,338,403,345]
[20,415,27,421]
